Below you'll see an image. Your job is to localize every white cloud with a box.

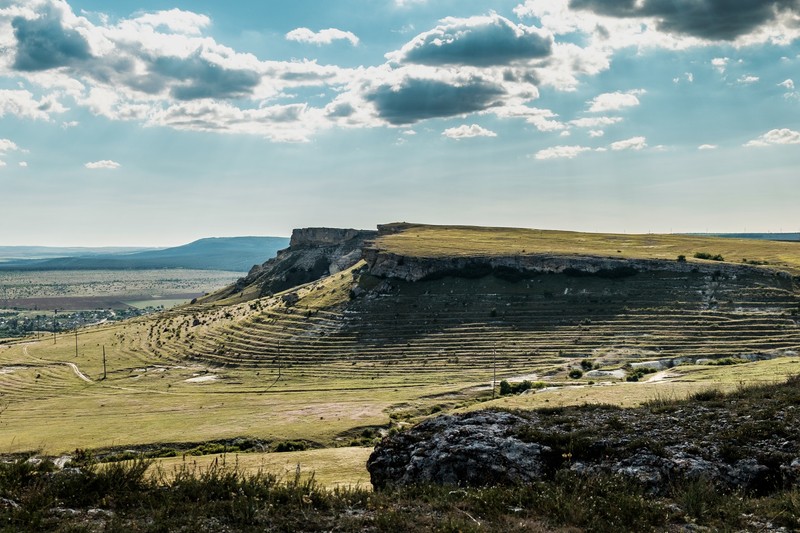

[0,90,66,121]
[569,116,622,128]
[779,79,795,89]
[401,129,417,136]
[133,9,210,35]
[737,75,759,84]
[0,139,20,153]
[0,160,6,168]
[745,128,800,147]
[442,124,497,139]
[85,160,121,169]
[698,144,718,150]
[534,145,591,160]
[712,57,729,73]
[610,136,647,151]
[588,130,604,138]
[587,90,645,113]
[19,161,28,167]
[61,121,79,129]
[491,105,565,132]
[286,27,359,46]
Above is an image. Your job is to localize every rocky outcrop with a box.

[367,412,551,489]
[368,377,800,494]
[362,249,793,285]
[290,228,373,248]
[213,227,377,300]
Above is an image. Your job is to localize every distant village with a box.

[0,307,162,339]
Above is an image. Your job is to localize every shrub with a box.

[499,380,544,396]
[273,440,308,453]
[568,369,583,379]
[677,255,686,262]
[694,252,725,261]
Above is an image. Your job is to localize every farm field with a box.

[0,269,242,309]
[0,269,242,338]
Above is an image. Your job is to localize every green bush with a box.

[273,440,308,453]
[694,252,725,261]
[499,379,545,396]
[568,369,583,379]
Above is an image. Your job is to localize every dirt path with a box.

[22,345,93,383]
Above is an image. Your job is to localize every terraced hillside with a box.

[1,223,798,456]
[145,224,800,381]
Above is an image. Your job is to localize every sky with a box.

[1,0,799,246]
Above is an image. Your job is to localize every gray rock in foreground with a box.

[368,381,800,493]
[367,411,551,489]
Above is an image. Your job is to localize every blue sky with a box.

[1,0,799,246]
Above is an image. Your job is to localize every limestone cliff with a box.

[212,227,377,300]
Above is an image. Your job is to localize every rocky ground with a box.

[369,377,800,496]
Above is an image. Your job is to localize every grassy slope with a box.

[374,223,800,275]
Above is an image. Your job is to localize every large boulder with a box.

[368,411,550,490]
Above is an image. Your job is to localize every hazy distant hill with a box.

[688,233,800,242]
[0,237,289,272]
[0,246,154,262]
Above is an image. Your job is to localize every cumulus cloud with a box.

[2,0,796,145]
[745,128,800,147]
[0,89,66,120]
[0,139,20,153]
[712,57,729,73]
[286,27,359,46]
[567,0,800,41]
[491,105,565,132]
[534,145,591,160]
[19,161,28,167]
[150,54,261,100]
[610,136,647,151]
[588,129,604,137]
[389,14,552,67]
[0,160,6,167]
[698,144,718,150]
[133,9,210,35]
[442,124,497,139]
[11,3,91,71]
[85,160,120,169]
[366,77,506,125]
[778,79,795,89]
[587,90,645,112]
[569,116,622,128]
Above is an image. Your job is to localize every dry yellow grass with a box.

[374,223,800,275]
[149,446,372,489]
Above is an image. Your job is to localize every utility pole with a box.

[102,345,107,380]
[492,347,497,400]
